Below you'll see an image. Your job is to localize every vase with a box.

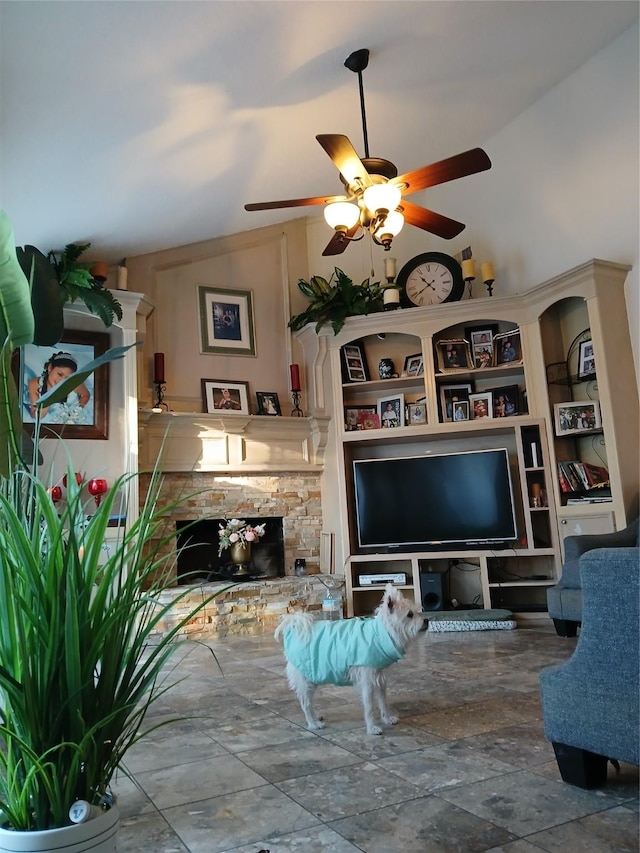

[229,541,252,576]
[0,805,119,853]
[378,358,395,379]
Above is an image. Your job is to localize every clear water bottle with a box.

[321,580,344,620]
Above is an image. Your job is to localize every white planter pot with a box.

[0,806,119,853]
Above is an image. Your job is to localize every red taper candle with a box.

[154,352,165,383]
[289,363,301,392]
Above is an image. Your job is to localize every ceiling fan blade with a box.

[245,194,347,212]
[316,134,372,189]
[401,200,466,240]
[394,148,491,195]
[321,221,361,257]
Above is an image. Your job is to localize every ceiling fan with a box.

[244,48,491,257]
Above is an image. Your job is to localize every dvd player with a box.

[358,573,407,586]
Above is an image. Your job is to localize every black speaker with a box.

[420,571,445,611]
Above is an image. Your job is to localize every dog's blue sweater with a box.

[283,618,404,686]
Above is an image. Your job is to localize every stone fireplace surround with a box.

[138,411,331,638]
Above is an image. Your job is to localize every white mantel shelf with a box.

[138,410,330,474]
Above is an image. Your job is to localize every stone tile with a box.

[405,696,535,739]
[439,769,619,836]
[526,804,640,852]
[220,824,363,852]
[123,720,229,773]
[484,841,550,852]
[161,786,320,853]
[320,723,445,761]
[532,758,640,803]
[277,761,422,822]
[377,740,520,793]
[118,810,190,852]
[133,754,268,810]
[238,736,361,782]
[461,720,555,768]
[205,715,315,753]
[329,795,516,852]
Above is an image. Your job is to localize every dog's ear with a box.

[384,582,397,611]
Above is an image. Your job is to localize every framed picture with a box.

[472,342,495,369]
[489,385,519,418]
[201,379,250,414]
[344,405,376,431]
[406,402,427,425]
[439,382,474,423]
[378,393,405,429]
[341,342,370,382]
[577,339,596,379]
[358,410,380,430]
[436,339,472,371]
[464,324,499,349]
[554,400,602,435]
[403,353,423,377]
[494,329,522,365]
[18,330,109,439]
[256,391,281,416]
[452,400,469,421]
[469,391,494,420]
[197,285,256,357]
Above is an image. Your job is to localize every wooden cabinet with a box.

[297,259,637,619]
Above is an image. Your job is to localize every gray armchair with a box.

[540,546,639,788]
[547,518,639,636]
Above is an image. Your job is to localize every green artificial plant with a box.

[0,211,228,832]
[289,267,384,335]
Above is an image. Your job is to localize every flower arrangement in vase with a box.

[218,518,266,556]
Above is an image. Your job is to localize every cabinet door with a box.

[558,513,615,541]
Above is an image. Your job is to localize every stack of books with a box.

[557,460,609,494]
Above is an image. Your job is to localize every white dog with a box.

[275,583,428,735]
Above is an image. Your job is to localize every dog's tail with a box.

[274,611,316,644]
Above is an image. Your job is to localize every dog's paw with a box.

[382,714,399,726]
[308,719,326,730]
[367,725,383,736]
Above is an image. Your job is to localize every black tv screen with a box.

[353,448,517,550]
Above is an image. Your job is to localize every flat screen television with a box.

[353,448,518,550]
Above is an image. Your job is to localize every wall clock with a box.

[397,252,465,308]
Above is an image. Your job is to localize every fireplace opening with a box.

[176,517,285,584]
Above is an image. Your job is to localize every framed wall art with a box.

[341,341,369,382]
[198,285,256,357]
[201,379,250,414]
[554,400,602,436]
[18,330,110,439]
[256,391,281,416]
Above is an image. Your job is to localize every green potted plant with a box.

[0,211,227,851]
[289,267,383,335]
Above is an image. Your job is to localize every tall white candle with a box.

[384,257,397,280]
[117,265,128,291]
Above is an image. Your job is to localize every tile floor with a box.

[113,620,639,852]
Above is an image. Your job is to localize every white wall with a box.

[307,22,639,383]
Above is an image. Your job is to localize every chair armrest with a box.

[564,518,639,563]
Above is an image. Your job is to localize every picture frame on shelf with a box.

[577,339,596,379]
[341,341,369,383]
[494,328,522,365]
[436,339,472,371]
[357,409,380,430]
[201,379,250,414]
[489,384,519,417]
[464,324,499,349]
[469,391,494,420]
[344,405,376,431]
[377,393,405,429]
[439,381,474,423]
[197,285,256,357]
[406,402,427,425]
[554,400,602,436]
[472,342,495,369]
[256,391,281,416]
[403,352,423,377]
[18,330,110,440]
[452,400,469,421]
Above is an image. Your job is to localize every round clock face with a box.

[398,252,464,308]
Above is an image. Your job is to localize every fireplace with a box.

[176,517,285,584]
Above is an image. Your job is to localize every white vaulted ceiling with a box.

[0,0,637,261]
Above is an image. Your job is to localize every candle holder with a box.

[152,381,169,412]
[290,390,304,417]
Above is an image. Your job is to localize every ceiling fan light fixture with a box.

[324,200,360,232]
[362,183,402,217]
[372,209,404,251]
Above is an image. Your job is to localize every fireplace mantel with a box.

[138,410,330,473]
